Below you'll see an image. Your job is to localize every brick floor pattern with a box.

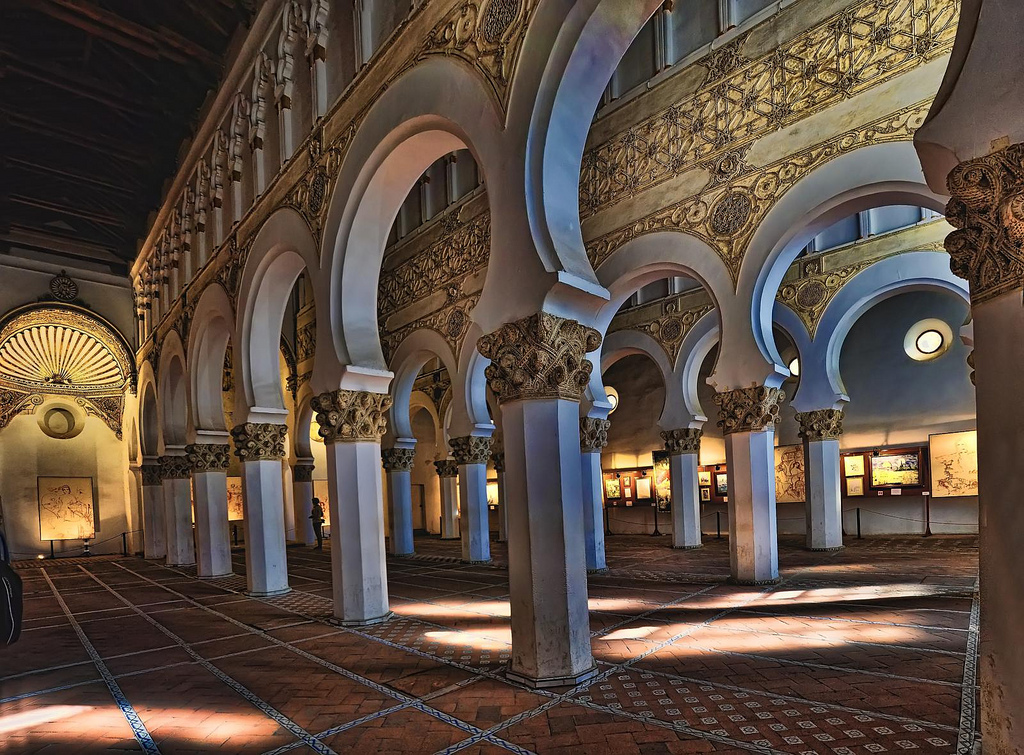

[0,535,979,755]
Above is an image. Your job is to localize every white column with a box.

[662,428,703,549]
[492,451,508,543]
[187,444,232,578]
[311,390,391,625]
[796,410,844,551]
[159,455,195,567]
[292,459,317,546]
[140,461,166,560]
[232,423,290,596]
[435,460,460,539]
[579,417,610,572]
[382,447,416,556]
[714,387,784,585]
[451,436,493,564]
[477,314,599,689]
[281,461,296,541]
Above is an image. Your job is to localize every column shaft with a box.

[804,439,843,550]
[140,468,166,560]
[240,459,290,596]
[385,469,415,556]
[580,451,606,571]
[457,463,490,563]
[670,453,701,549]
[192,471,232,577]
[292,462,316,546]
[496,470,508,543]
[724,430,778,583]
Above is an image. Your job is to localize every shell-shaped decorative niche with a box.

[0,306,132,396]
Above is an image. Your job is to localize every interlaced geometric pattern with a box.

[579,0,959,219]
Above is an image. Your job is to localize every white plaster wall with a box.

[0,412,130,558]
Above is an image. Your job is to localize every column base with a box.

[391,550,416,558]
[727,576,781,586]
[167,560,197,568]
[462,558,491,565]
[587,567,609,575]
[506,664,599,690]
[807,545,844,552]
[330,611,394,627]
[247,587,292,597]
[441,536,459,541]
[198,572,236,580]
[673,544,703,550]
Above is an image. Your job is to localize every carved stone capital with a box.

[230,422,287,461]
[712,387,785,434]
[490,451,505,472]
[159,454,192,479]
[477,313,602,403]
[434,459,458,478]
[382,447,416,472]
[795,409,844,441]
[186,443,230,472]
[661,427,702,455]
[310,389,390,443]
[579,417,611,453]
[450,435,493,465]
[140,462,162,486]
[945,142,1024,304]
[292,462,315,482]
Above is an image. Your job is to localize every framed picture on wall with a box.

[698,471,712,487]
[843,454,865,477]
[38,477,95,541]
[226,477,245,521]
[714,472,728,497]
[652,451,671,504]
[635,477,652,500]
[929,430,979,498]
[700,487,711,502]
[774,445,806,503]
[604,477,621,499]
[869,449,923,488]
[845,477,864,496]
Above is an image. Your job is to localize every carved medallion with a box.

[709,191,752,236]
[49,271,79,302]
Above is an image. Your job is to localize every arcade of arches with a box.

[2,0,1023,752]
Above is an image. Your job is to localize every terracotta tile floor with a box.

[1,535,978,754]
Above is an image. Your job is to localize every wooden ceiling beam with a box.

[39,0,221,68]
[2,110,151,164]
[6,158,140,196]
[8,195,125,227]
[3,55,163,114]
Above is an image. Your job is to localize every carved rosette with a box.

[579,417,611,453]
[712,387,785,434]
[292,462,315,482]
[795,409,844,442]
[661,427,703,455]
[434,459,459,478]
[159,454,192,479]
[946,142,1024,303]
[230,423,287,461]
[476,313,602,403]
[140,462,162,486]
[450,436,493,466]
[490,451,505,472]
[382,447,416,472]
[310,389,391,443]
[186,443,230,472]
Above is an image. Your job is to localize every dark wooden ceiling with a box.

[1,0,257,275]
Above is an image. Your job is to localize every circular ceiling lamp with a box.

[904,318,953,362]
[605,386,620,413]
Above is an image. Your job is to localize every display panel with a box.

[486,481,499,508]
[652,451,671,505]
[226,477,245,521]
[697,471,712,487]
[774,445,806,503]
[929,430,978,498]
[870,451,922,488]
[38,477,95,541]
[846,477,864,496]
[714,472,728,496]
[604,477,621,499]
[700,487,711,501]
[843,455,865,477]
[635,477,652,500]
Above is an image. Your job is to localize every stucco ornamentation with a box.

[292,461,315,482]
[450,436,493,465]
[434,458,459,478]
[0,390,41,431]
[75,396,124,439]
[579,417,611,453]
[140,462,162,486]
[661,427,702,455]
[477,313,602,404]
[490,451,505,472]
[310,389,391,443]
[609,299,714,363]
[159,454,192,479]
[796,409,844,441]
[230,422,287,461]
[579,0,958,219]
[712,387,785,434]
[382,447,417,472]
[945,141,1024,304]
[186,443,231,472]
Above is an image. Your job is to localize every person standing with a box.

[310,497,325,550]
